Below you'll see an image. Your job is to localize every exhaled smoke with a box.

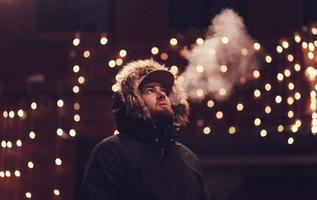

[179,8,259,101]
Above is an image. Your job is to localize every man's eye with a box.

[144,88,154,93]
[160,88,167,93]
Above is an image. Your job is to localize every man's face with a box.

[141,82,174,123]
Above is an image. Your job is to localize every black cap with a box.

[138,70,174,94]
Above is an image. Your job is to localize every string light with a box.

[151,47,159,55]
[53,189,61,196]
[55,158,62,166]
[282,41,289,49]
[170,65,179,75]
[277,125,284,133]
[169,38,178,46]
[196,38,204,45]
[78,76,85,84]
[29,131,36,139]
[108,60,116,68]
[275,95,282,104]
[160,53,168,60]
[294,63,301,72]
[73,65,80,73]
[253,42,261,50]
[57,99,64,108]
[100,36,108,45]
[277,73,284,81]
[16,139,22,147]
[114,130,119,135]
[73,114,80,122]
[56,128,64,136]
[254,118,261,126]
[302,42,308,49]
[119,49,127,57]
[3,110,8,118]
[288,82,295,90]
[196,65,204,73]
[253,70,260,79]
[236,103,244,111]
[72,86,80,94]
[27,161,34,169]
[83,50,91,58]
[196,89,204,97]
[264,83,272,91]
[265,106,271,114]
[220,65,228,73]
[116,58,123,66]
[276,45,283,53]
[260,129,267,137]
[207,100,215,108]
[254,89,261,98]
[228,126,236,134]
[221,36,229,44]
[265,55,272,63]
[73,102,80,110]
[203,127,211,134]
[9,111,15,118]
[294,34,301,43]
[288,137,295,144]
[25,192,32,199]
[288,110,294,118]
[69,129,77,137]
[31,102,37,110]
[216,111,223,119]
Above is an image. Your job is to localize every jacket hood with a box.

[112,59,189,127]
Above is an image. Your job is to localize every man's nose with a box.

[156,90,166,99]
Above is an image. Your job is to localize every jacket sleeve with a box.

[81,140,124,200]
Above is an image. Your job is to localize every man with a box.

[81,59,206,200]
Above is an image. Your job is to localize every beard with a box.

[150,107,174,126]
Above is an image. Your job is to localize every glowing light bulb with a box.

[220,65,228,73]
[260,129,267,137]
[83,50,90,58]
[236,103,244,111]
[253,42,261,50]
[228,126,236,134]
[73,114,80,122]
[254,89,261,98]
[203,127,211,134]
[116,58,123,66]
[294,63,301,72]
[221,37,229,44]
[276,45,283,53]
[288,137,294,144]
[108,60,116,68]
[28,161,34,169]
[170,38,178,46]
[151,47,159,55]
[9,111,15,118]
[294,34,301,43]
[73,38,80,46]
[275,95,282,103]
[55,158,62,166]
[73,86,80,94]
[216,111,223,119]
[265,55,272,63]
[69,129,77,137]
[54,189,60,196]
[170,65,179,75]
[254,118,261,126]
[17,109,24,118]
[100,36,108,45]
[196,38,204,45]
[119,49,127,57]
[29,131,36,139]
[282,41,289,49]
[31,102,37,110]
[277,125,284,133]
[253,70,260,79]
[265,106,271,114]
[196,89,204,97]
[73,65,80,73]
[265,83,272,91]
[196,65,204,73]
[277,73,284,81]
[207,100,215,108]
[57,99,64,108]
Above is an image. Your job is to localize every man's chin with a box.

[151,109,174,125]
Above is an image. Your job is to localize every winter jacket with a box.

[81,114,206,200]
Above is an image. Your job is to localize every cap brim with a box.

[138,70,174,94]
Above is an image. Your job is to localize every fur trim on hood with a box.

[113,59,189,126]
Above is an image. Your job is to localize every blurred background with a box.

[1,0,317,199]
